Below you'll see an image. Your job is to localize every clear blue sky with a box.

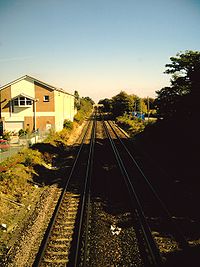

[0,0,200,103]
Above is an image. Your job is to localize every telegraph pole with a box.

[147,96,150,122]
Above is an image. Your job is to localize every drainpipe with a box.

[33,99,37,131]
[33,99,37,144]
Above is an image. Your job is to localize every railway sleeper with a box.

[56,213,77,220]
[54,221,75,228]
[50,238,72,242]
[45,251,69,256]
[43,257,68,263]
[52,229,74,235]
[47,243,70,250]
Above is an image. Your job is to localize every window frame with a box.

[13,96,33,107]
[43,95,50,102]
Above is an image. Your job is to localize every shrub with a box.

[18,129,28,137]
[63,119,73,130]
[2,131,11,141]
[18,148,44,167]
[116,114,145,136]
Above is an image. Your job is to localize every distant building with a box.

[0,75,75,133]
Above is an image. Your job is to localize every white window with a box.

[44,95,50,102]
[13,96,33,106]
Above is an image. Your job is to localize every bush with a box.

[18,148,44,167]
[2,131,11,141]
[18,129,28,137]
[116,114,145,136]
[63,119,73,130]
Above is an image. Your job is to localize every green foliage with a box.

[99,92,152,118]
[156,50,200,119]
[2,131,11,141]
[74,97,93,123]
[112,91,133,117]
[19,148,44,167]
[74,110,85,123]
[18,129,28,137]
[0,148,44,203]
[116,114,145,136]
[0,164,30,199]
[98,98,113,112]
[44,128,70,146]
[74,90,81,110]
[63,119,73,130]
[83,96,95,105]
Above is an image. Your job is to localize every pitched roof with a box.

[12,93,36,100]
[0,75,74,97]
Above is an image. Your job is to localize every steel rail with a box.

[72,113,96,266]
[101,118,163,267]
[33,117,93,267]
[107,120,189,250]
[82,115,96,266]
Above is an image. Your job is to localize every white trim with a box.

[0,75,75,97]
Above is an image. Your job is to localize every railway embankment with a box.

[0,121,87,264]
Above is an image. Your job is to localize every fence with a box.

[0,131,49,163]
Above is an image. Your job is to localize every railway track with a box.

[33,112,191,266]
[33,116,96,266]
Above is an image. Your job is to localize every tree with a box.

[165,50,200,93]
[155,50,200,119]
[143,97,155,110]
[112,91,133,117]
[83,96,95,105]
[74,90,80,110]
[98,98,113,112]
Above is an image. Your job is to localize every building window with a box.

[26,99,32,105]
[43,95,49,102]
[13,96,33,107]
[19,97,25,106]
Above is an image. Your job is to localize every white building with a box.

[0,75,75,133]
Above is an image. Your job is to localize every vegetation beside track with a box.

[99,51,200,254]
[0,96,93,259]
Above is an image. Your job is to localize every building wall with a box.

[24,116,34,132]
[34,82,55,112]
[36,116,55,131]
[54,91,75,131]
[11,78,35,98]
[1,86,11,113]
[1,80,34,125]
[1,77,75,133]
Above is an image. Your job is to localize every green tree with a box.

[155,50,200,119]
[98,98,113,112]
[83,96,95,105]
[165,50,200,93]
[74,97,93,123]
[74,90,80,110]
[112,91,133,117]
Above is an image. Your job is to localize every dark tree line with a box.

[155,50,200,120]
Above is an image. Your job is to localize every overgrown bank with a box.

[0,97,93,261]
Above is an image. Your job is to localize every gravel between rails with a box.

[89,201,144,267]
